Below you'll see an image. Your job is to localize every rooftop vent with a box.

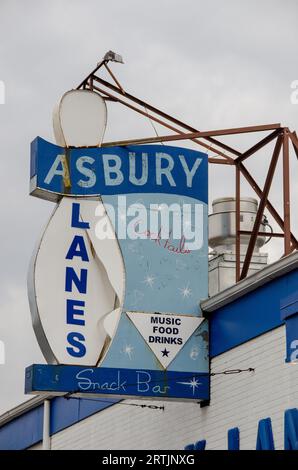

[208,197,269,296]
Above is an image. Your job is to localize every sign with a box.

[25,364,209,401]
[26,89,209,402]
[30,137,207,202]
[127,312,203,368]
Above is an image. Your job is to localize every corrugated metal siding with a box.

[31,326,295,450]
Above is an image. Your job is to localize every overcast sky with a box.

[0,0,297,415]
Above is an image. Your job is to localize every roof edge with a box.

[0,394,52,428]
[202,251,298,313]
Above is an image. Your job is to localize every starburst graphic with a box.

[177,377,201,395]
[122,344,134,359]
[179,284,192,298]
[143,274,156,288]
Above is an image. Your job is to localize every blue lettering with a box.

[184,440,206,450]
[67,299,85,326]
[284,408,298,450]
[66,235,89,261]
[194,440,206,450]
[66,332,86,357]
[256,417,275,450]
[71,203,90,229]
[65,267,88,294]
[228,427,240,450]
[185,409,298,450]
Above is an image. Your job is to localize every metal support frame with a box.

[240,136,283,280]
[76,57,298,281]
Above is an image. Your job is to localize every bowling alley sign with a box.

[25,90,210,401]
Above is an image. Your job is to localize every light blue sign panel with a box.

[103,193,208,316]
[25,364,210,401]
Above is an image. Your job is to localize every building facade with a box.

[0,252,298,450]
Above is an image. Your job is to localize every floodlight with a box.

[103,50,124,64]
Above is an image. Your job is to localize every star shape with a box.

[179,284,192,298]
[143,275,156,288]
[177,377,201,395]
[123,344,134,359]
[161,348,170,357]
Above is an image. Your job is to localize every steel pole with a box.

[235,165,241,282]
[42,399,51,450]
[283,130,291,255]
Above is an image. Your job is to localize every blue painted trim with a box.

[49,396,117,434]
[281,291,298,320]
[284,408,298,450]
[0,396,117,450]
[228,427,240,450]
[0,405,43,450]
[210,269,298,357]
[256,418,275,450]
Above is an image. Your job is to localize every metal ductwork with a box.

[208,197,269,296]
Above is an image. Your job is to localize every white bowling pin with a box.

[29,90,125,365]
[53,89,107,147]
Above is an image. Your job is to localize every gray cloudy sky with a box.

[0,0,297,414]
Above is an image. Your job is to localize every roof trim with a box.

[202,251,298,313]
[0,394,52,428]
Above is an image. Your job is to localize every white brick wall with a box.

[30,326,298,450]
